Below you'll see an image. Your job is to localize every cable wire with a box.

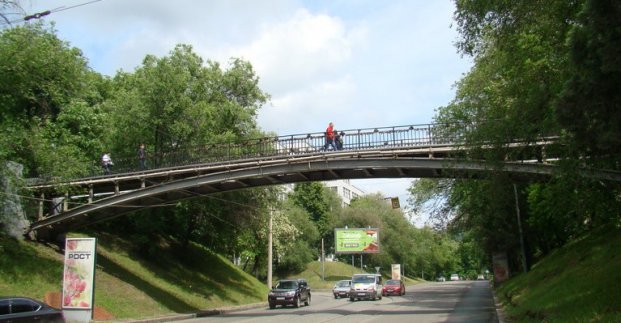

[3,0,103,25]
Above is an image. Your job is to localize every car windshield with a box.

[352,275,376,283]
[276,281,298,289]
[386,280,400,285]
[336,280,350,287]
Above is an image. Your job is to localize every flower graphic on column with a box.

[63,238,95,309]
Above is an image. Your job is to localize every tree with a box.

[273,200,319,274]
[0,23,107,179]
[289,182,339,245]
[103,45,269,162]
[555,0,621,160]
[421,0,621,277]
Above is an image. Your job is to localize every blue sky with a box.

[25,0,472,226]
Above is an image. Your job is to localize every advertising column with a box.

[391,264,401,280]
[62,237,97,322]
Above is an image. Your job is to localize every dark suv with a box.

[268,279,311,309]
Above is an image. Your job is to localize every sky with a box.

[23,0,472,226]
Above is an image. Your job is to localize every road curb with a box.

[492,287,507,323]
[99,302,267,323]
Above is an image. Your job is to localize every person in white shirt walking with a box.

[102,152,113,175]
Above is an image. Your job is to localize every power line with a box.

[3,0,103,25]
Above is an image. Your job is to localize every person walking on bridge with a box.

[102,152,113,175]
[138,143,146,170]
[322,122,338,151]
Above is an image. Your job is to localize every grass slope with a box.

[0,232,269,320]
[497,226,621,322]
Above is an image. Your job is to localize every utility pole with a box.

[267,209,273,288]
[513,184,528,273]
[321,238,325,281]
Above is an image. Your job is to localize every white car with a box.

[332,280,351,299]
[450,274,459,281]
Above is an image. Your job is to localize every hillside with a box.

[0,232,269,320]
[496,226,621,322]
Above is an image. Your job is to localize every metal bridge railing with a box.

[92,123,463,177]
[29,122,524,184]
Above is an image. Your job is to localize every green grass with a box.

[0,232,269,320]
[496,226,621,322]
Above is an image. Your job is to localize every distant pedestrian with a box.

[335,131,344,150]
[138,143,146,170]
[322,122,338,151]
[102,152,113,175]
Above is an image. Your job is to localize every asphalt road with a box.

[176,280,499,323]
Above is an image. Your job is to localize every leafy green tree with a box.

[273,200,319,274]
[422,0,621,277]
[555,0,621,160]
[103,45,269,163]
[289,182,339,247]
[0,23,107,178]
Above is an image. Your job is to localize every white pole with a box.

[267,209,273,288]
[321,238,325,281]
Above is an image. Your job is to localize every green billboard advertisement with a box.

[334,228,380,254]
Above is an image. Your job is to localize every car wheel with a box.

[294,296,301,308]
[269,302,276,309]
[304,294,311,306]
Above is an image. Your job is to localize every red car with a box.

[382,279,405,296]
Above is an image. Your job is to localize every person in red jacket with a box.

[322,122,338,151]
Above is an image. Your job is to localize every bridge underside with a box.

[27,143,621,237]
[29,154,559,235]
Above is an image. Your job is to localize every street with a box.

[178,280,498,323]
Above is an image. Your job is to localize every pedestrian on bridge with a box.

[102,152,113,175]
[138,143,146,170]
[335,131,344,150]
[322,122,338,151]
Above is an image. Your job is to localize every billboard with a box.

[335,228,380,254]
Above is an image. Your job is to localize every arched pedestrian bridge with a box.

[24,123,620,236]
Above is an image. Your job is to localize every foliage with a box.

[0,23,107,178]
[409,0,621,278]
[103,45,269,160]
[335,195,461,279]
[289,182,340,247]
[555,0,621,160]
[273,200,319,274]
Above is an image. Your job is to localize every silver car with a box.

[332,280,351,299]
